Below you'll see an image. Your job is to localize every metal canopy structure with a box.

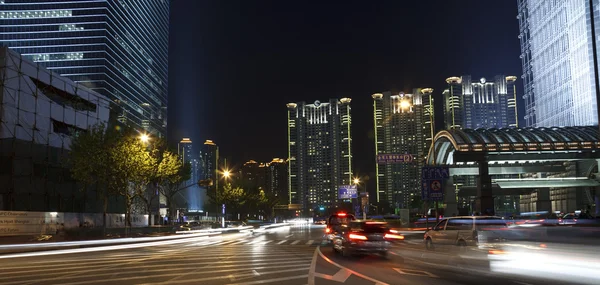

[425,126,600,215]
[427,126,600,165]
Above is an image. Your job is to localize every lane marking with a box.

[313,268,352,282]
[227,274,309,285]
[393,268,438,278]
[305,240,314,245]
[277,240,288,245]
[132,267,310,285]
[291,240,301,245]
[311,246,390,285]
[285,234,294,238]
[261,241,272,245]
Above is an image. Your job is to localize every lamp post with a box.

[220,169,231,228]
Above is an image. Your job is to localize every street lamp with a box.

[223,170,231,179]
[353,178,360,185]
[139,133,150,143]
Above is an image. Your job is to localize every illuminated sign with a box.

[377,154,414,164]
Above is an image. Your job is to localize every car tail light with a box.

[488,249,505,255]
[337,213,347,217]
[325,228,331,234]
[349,233,368,240]
[384,233,405,240]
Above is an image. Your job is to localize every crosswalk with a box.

[185,238,329,247]
[0,236,314,285]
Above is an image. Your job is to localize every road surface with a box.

[0,224,580,285]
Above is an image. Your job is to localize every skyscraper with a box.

[373,89,434,212]
[443,75,518,130]
[268,158,288,203]
[0,0,169,137]
[241,160,267,191]
[178,138,193,165]
[201,140,219,191]
[287,99,353,214]
[517,0,599,127]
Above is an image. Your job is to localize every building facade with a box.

[0,0,169,137]
[268,158,288,204]
[178,138,193,165]
[201,140,219,191]
[0,47,113,211]
[241,160,267,191]
[517,0,599,127]
[373,89,434,213]
[443,75,518,130]
[287,99,353,214]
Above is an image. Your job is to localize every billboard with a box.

[377,154,414,164]
[338,185,358,199]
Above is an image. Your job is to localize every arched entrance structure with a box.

[426,126,600,216]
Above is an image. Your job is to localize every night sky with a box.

[168,0,523,185]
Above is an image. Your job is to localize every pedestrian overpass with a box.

[426,126,600,215]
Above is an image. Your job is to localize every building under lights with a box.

[517,0,599,127]
[287,99,353,214]
[0,0,169,138]
[443,75,518,130]
[241,158,288,203]
[372,89,434,213]
[178,138,193,165]
[201,140,219,192]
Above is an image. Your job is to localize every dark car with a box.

[325,212,356,241]
[331,221,404,258]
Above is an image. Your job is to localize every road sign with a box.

[421,166,449,201]
[338,185,358,199]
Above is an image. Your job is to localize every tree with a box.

[70,123,123,235]
[110,136,155,233]
[157,155,191,224]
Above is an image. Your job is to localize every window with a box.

[433,219,447,231]
[446,219,472,230]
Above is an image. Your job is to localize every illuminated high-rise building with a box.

[287,99,353,214]
[201,140,219,191]
[373,89,434,213]
[178,138,193,165]
[0,0,169,137]
[517,0,599,127]
[443,75,518,130]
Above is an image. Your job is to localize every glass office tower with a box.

[517,0,599,127]
[0,0,169,137]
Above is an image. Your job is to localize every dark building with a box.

[443,76,518,130]
[268,158,288,203]
[201,140,219,192]
[287,99,353,215]
[372,89,434,213]
[0,0,169,138]
[241,160,267,192]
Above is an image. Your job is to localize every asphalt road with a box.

[0,224,584,285]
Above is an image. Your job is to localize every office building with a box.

[178,138,192,165]
[201,140,219,191]
[287,99,353,213]
[0,47,111,211]
[0,0,169,137]
[241,158,288,202]
[372,89,434,213]
[241,160,267,191]
[268,158,288,203]
[443,75,518,130]
[517,0,598,127]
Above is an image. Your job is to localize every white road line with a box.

[277,240,288,245]
[261,241,272,245]
[133,267,310,285]
[230,240,249,245]
[305,240,314,245]
[312,246,390,285]
[291,240,301,245]
[227,274,309,285]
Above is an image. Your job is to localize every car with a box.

[331,221,404,258]
[325,212,356,241]
[423,216,508,251]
